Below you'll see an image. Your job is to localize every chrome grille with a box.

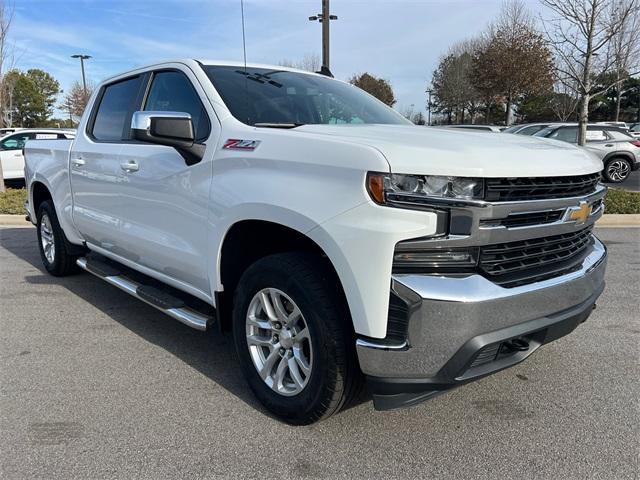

[479,227,594,287]
[485,173,601,201]
[480,210,565,228]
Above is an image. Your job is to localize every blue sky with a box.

[9,0,540,117]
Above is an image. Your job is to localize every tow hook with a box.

[504,338,529,352]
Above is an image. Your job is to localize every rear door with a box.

[584,128,615,158]
[71,74,147,249]
[112,68,218,298]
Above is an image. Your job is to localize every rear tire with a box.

[232,252,360,425]
[36,200,81,276]
[603,157,632,183]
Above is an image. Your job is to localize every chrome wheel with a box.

[40,213,55,264]
[245,288,313,396]
[606,160,630,182]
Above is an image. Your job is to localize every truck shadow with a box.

[1,227,369,421]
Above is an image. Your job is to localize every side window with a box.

[144,71,211,141]
[606,130,632,140]
[92,76,144,141]
[551,127,578,143]
[33,133,59,140]
[586,130,607,142]
[0,133,32,150]
[520,125,546,135]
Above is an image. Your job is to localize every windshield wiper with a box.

[254,123,305,129]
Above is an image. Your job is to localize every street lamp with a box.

[309,0,338,73]
[425,88,433,126]
[71,54,92,95]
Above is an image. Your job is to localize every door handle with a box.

[71,157,85,167]
[605,144,614,147]
[120,160,139,172]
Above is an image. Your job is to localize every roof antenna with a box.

[240,0,249,123]
[240,0,247,72]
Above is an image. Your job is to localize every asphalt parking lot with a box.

[604,170,640,192]
[1,226,638,479]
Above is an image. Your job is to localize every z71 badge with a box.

[222,139,261,151]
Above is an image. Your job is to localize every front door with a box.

[112,68,218,298]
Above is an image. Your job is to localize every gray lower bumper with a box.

[356,237,607,379]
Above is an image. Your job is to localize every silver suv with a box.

[534,124,640,183]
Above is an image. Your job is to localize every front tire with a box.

[36,200,81,276]
[232,253,359,424]
[603,157,632,183]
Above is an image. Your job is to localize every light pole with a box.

[71,54,91,95]
[309,0,337,73]
[425,88,433,126]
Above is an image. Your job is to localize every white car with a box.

[0,127,25,137]
[1,129,75,181]
[23,60,607,424]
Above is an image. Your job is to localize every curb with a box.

[596,214,640,227]
[0,214,32,227]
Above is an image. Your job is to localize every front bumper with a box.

[357,237,607,410]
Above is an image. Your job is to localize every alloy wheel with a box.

[40,213,55,264]
[607,160,630,182]
[245,288,313,396]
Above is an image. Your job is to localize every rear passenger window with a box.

[586,130,607,141]
[92,76,143,141]
[144,71,211,141]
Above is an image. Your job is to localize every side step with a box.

[76,257,213,331]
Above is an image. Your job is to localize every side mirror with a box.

[131,111,205,165]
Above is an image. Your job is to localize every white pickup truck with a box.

[24,60,607,424]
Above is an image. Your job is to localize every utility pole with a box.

[309,0,337,72]
[425,88,433,126]
[71,54,91,95]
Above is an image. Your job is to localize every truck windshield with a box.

[203,65,410,127]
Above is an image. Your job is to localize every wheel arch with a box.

[215,219,352,332]
[30,180,53,217]
[602,151,635,164]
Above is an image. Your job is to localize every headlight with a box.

[367,172,484,206]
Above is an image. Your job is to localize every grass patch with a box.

[0,187,27,215]
[604,187,640,214]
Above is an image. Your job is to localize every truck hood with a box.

[295,124,602,177]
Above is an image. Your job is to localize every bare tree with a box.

[0,0,14,192]
[550,79,579,120]
[59,80,94,125]
[278,52,321,72]
[541,0,639,145]
[608,7,640,120]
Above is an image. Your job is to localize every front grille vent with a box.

[479,227,594,287]
[481,210,564,229]
[485,173,601,202]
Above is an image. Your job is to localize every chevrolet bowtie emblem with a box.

[568,201,593,225]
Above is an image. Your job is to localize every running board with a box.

[76,257,212,331]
